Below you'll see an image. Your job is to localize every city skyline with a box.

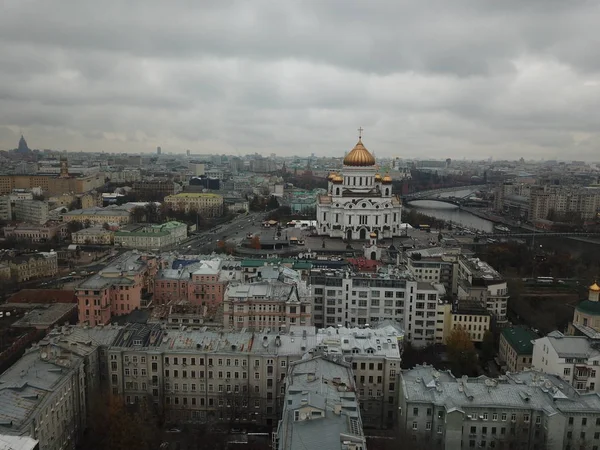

[1,1,600,161]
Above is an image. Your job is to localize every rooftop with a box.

[401,364,600,415]
[501,327,538,355]
[461,256,504,282]
[535,332,600,359]
[277,356,366,450]
[9,303,77,329]
[166,193,222,199]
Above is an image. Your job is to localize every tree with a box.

[131,206,146,223]
[66,221,84,234]
[446,327,478,376]
[250,235,261,250]
[81,393,159,450]
[481,330,495,363]
[266,195,279,211]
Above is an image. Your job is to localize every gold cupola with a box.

[375,173,382,182]
[343,139,376,167]
[382,173,392,184]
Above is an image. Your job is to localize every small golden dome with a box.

[332,175,343,184]
[590,282,600,292]
[374,173,382,182]
[382,174,392,184]
[328,172,336,181]
[370,232,377,238]
[343,139,375,167]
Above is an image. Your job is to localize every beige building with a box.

[13,199,49,224]
[62,206,132,226]
[3,222,68,243]
[72,227,114,245]
[499,327,538,373]
[0,173,104,196]
[529,185,600,222]
[0,251,58,282]
[164,193,223,217]
[448,302,491,343]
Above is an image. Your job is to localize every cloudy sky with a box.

[1,0,599,160]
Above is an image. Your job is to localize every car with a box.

[166,428,182,433]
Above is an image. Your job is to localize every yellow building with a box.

[447,301,491,343]
[0,173,104,196]
[0,252,58,282]
[62,207,131,226]
[164,193,223,217]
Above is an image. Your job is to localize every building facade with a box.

[316,137,402,240]
[13,200,49,225]
[223,281,312,331]
[75,251,158,325]
[3,222,68,243]
[164,193,223,217]
[0,251,58,282]
[114,221,187,250]
[499,327,538,373]
[71,227,114,245]
[399,365,600,450]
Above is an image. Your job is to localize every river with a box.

[406,189,495,232]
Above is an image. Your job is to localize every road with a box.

[178,212,267,254]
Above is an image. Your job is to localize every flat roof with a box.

[501,327,538,355]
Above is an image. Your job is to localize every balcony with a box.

[574,367,590,380]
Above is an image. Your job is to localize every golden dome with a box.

[328,172,336,181]
[332,175,343,183]
[343,139,375,167]
[382,174,392,184]
[369,232,377,238]
[590,282,600,292]
[374,173,382,182]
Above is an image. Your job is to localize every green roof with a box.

[292,261,313,270]
[576,300,600,315]
[240,258,299,268]
[501,327,538,355]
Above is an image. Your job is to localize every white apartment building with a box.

[309,268,447,347]
[14,200,49,225]
[399,365,600,450]
[457,255,509,324]
[532,331,600,393]
[0,195,11,221]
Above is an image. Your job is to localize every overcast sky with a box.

[1,1,599,160]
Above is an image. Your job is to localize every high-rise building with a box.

[157,146,162,155]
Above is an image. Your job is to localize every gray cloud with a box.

[0,0,599,160]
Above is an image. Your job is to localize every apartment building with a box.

[164,193,223,217]
[13,200,49,225]
[275,356,367,450]
[314,323,403,428]
[309,268,447,347]
[399,365,600,450]
[3,222,68,243]
[75,251,158,325]
[71,227,114,245]
[0,251,58,282]
[529,185,600,222]
[448,302,491,343]
[114,221,187,250]
[0,173,104,196]
[0,195,12,221]
[457,255,509,324]
[153,257,240,308]
[405,247,461,295]
[133,179,179,199]
[532,332,600,393]
[0,344,87,450]
[223,280,312,331]
[499,327,538,373]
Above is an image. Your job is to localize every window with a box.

[426,422,431,430]
[501,413,507,421]
[492,413,498,421]
[412,422,418,430]
[582,418,588,426]
[413,407,419,416]
[564,368,571,376]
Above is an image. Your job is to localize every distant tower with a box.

[446,158,452,168]
[186,149,190,157]
[59,155,69,178]
[157,146,162,155]
[17,135,30,153]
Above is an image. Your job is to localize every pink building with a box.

[153,259,240,310]
[75,251,157,325]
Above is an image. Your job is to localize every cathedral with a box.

[316,136,403,240]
